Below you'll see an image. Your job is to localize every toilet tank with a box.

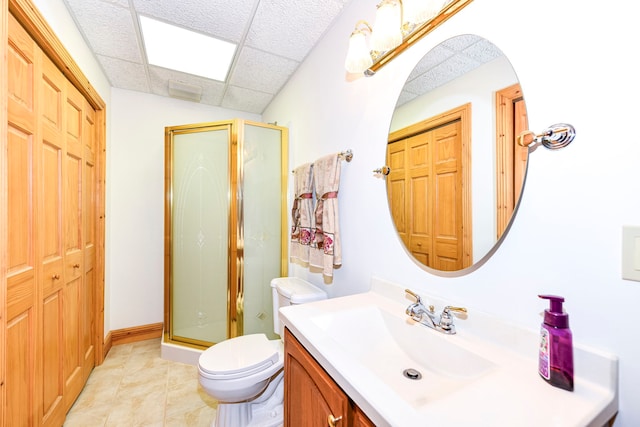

[270,277,327,337]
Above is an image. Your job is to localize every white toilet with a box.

[198,277,327,427]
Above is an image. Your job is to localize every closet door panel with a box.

[62,274,82,405]
[41,292,63,426]
[408,133,432,264]
[64,102,83,261]
[6,127,35,278]
[7,15,34,132]
[39,54,66,427]
[386,141,408,247]
[432,121,463,271]
[81,101,96,379]
[7,311,35,426]
[6,13,38,425]
[63,86,84,408]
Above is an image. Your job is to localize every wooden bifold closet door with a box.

[5,11,98,427]
[387,119,465,271]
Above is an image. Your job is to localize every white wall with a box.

[108,89,259,330]
[263,0,640,425]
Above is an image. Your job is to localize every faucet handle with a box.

[439,306,467,333]
[405,288,423,304]
[443,306,467,315]
[405,289,435,313]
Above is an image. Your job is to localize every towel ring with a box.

[517,123,576,150]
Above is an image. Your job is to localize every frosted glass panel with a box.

[172,128,229,343]
[242,124,282,339]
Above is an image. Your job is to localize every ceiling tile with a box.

[97,55,150,92]
[440,34,482,51]
[64,0,142,62]
[222,86,273,114]
[229,46,299,94]
[245,0,349,61]
[396,90,418,107]
[406,44,455,81]
[462,38,504,63]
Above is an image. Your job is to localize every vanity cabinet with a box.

[284,328,375,427]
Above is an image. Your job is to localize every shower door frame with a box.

[164,119,289,349]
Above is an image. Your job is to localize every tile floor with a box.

[64,338,217,427]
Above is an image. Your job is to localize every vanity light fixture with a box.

[345,0,474,76]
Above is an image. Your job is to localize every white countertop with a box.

[279,277,618,427]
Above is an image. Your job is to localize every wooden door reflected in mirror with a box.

[386,35,528,275]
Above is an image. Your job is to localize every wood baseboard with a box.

[110,322,164,346]
[103,331,113,360]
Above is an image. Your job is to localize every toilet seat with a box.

[199,334,280,380]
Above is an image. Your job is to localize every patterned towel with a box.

[290,163,314,263]
[309,154,342,276]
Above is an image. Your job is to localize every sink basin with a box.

[309,305,496,407]
[279,279,619,427]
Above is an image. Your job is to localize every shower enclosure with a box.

[164,119,287,349]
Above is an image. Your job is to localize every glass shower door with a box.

[170,125,230,345]
[165,119,288,348]
[242,123,286,340]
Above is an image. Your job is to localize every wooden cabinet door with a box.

[352,406,375,427]
[284,328,349,427]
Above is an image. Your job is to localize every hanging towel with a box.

[290,163,314,263]
[309,153,342,277]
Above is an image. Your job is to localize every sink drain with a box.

[403,368,422,380]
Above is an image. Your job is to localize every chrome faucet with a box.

[405,289,467,335]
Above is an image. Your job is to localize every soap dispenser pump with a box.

[538,295,574,391]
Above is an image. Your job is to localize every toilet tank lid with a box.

[270,277,327,304]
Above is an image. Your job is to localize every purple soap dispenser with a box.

[538,295,574,391]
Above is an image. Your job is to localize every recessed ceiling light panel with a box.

[140,15,237,82]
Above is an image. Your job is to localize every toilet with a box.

[198,277,327,427]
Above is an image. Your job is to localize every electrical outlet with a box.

[622,226,640,281]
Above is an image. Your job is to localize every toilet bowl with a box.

[198,277,327,427]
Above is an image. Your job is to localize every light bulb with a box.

[345,31,373,74]
[370,0,402,52]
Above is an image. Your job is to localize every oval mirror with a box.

[386,34,528,275]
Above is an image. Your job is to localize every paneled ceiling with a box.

[62,1,504,114]
[62,0,353,114]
